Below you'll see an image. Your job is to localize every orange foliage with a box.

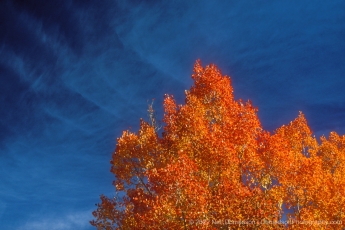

[91,60,345,229]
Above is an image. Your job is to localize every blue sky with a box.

[0,0,344,229]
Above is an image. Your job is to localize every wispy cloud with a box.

[17,210,93,230]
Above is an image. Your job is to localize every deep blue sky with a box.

[0,0,344,229]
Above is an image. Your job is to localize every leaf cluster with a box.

[91,61,345,230]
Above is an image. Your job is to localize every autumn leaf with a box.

[91,60,345,229]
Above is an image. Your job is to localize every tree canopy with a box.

[91,60,345,229]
